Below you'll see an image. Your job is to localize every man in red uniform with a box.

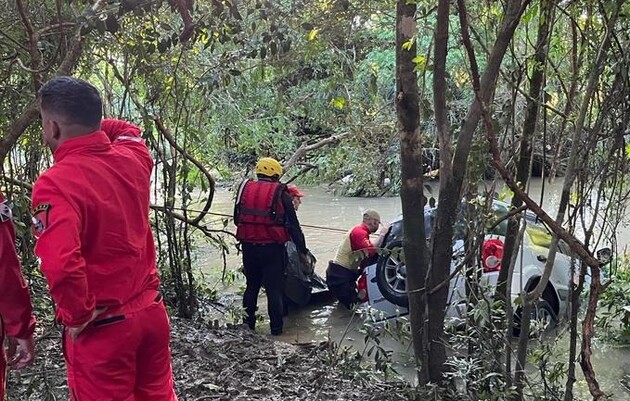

[234,158,308,335]
[0,191,36,398]
[32,76,177,401]
[326,209,387,309]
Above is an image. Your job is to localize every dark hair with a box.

[38,76,102,128]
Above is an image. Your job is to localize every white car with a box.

[359,200,584,332]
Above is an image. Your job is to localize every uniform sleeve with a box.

[350,226,377,257]
[101,119,153,171]
[32,177,95,327]
[281,192,308,254]
[100,119,142,142]
[0,196,36,339]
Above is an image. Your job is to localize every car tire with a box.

[375,240,409,308]
[513,298,558,337]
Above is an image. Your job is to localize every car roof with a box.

[390,199,548,231]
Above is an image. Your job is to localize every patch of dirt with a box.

[6,318,413,401]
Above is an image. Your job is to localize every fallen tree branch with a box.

[283,132,351,170]
[284,163,318,184]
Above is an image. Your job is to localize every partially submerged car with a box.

[360,200,582,331]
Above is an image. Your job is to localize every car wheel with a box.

[513,298,558,337]
[375,240,409,308]
[533,299,558,330]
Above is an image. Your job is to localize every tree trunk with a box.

[395,0,429,385]
[424,0,451,384]
[563,258,583,401]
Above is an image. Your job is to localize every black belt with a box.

[93,293,162,327]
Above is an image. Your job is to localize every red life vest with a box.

[234,179,290,244]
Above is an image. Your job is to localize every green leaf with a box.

[411,55,425,65]
[412,55,426,72]
[330,96,346,110]
[307,28,320,41]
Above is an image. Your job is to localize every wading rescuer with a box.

[234,158,308,335]
[32,76,177,400]
[326,209,387,309]
[0,191,36,398]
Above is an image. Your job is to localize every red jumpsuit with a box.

[0,191,36,399]
[31,120,177,401]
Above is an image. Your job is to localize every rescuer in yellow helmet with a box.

[233,157,308,335]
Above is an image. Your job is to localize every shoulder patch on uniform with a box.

[33,203,51,215]
[32,203,51,236]
[0,201,12,223]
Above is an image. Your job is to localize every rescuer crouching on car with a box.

[326,209,387,309]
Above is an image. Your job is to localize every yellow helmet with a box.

[255,157,283,177]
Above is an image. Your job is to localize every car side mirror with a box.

[596,247,612,265]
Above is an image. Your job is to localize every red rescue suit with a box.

[32,120,177,401]
[234,179,291,244]
[0,192,36,399]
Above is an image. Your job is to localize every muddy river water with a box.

[196,178,630,398]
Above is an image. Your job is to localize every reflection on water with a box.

[198,179,630,397]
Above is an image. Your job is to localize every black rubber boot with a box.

[243,315,256,331]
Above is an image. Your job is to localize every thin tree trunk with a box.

[564,258,583,401]
[395,0,428,385]
[425,0,451,385]
[499,1,556,396]
[496,0,555,312]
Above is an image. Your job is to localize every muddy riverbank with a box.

[6,317,414,401]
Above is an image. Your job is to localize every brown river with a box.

[196,178,630,398]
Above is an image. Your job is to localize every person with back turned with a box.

[32,76,177,400]
[234,158,308,335]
